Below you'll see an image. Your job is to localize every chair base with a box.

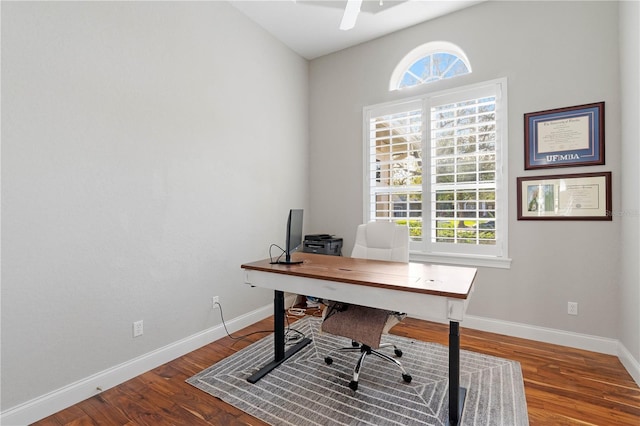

[324,342,412,391]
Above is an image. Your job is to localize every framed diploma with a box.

[517,172,612,220]
[524,102,604,170]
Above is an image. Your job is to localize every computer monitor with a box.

[279,209,304,265]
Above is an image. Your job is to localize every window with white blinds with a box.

[367,102,424,242]
[364,79,509,267]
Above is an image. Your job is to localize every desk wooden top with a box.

[241,252,477,299]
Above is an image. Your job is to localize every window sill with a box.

[410,251,512,269]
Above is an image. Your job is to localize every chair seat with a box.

[321,303,404,348]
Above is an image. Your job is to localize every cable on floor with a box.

[214,301,306,344]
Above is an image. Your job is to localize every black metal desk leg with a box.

[448,320,466,425]
[247,290,311,383]
[274,290,285,361]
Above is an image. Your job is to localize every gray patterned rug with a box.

[187,317,529,425]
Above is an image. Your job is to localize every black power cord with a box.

[269,243,286,264]
[214,301,306,343]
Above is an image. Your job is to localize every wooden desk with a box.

[241,252,477,425]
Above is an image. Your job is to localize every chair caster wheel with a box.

[402,374,412,383]
[324,357,333,365]
[394,349,403,357]
[349,380,359,391]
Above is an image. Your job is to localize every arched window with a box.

[389,41,471,91]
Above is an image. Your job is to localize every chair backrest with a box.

[350,221,409,263]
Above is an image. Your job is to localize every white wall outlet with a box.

[133,320,144,337]
[568,302,578,316]
[212,296,220,309]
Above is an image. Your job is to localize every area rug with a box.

[187,317,529,425]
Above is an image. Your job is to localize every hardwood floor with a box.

[34,314,640,425]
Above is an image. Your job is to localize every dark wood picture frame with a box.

[524,102,605,170]
[517,172,612,220]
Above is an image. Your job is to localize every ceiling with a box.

[228,0,484,60]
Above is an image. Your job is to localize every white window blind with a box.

[367,101,424,242]
[430,95,497,249]
[364,79,509,266]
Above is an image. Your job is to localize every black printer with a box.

[302,234,343,256]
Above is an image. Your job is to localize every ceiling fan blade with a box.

[340,0,363,31]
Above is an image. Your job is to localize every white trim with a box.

[461,314,619,354]
[409,312,639,386]
[495,80,509,258]
[462,314,638,386]
[410,251,512,269]
[0,304,274,426]
[618,342,640,386]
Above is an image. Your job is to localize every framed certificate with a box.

[517,172,612,220]
[524,102,604,170]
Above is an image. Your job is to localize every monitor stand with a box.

[277,260,303,265]
[276,254,303,265]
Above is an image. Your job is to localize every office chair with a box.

[321,221,412,391]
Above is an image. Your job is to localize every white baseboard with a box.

[3,306,638,425]
[461,314,620,355]
[411,313,640,387]
[618,342,640,386]
[0,304,273,426]
[463,315,639,386]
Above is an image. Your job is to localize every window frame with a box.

[363,78,511,269]
[389,41,472,91]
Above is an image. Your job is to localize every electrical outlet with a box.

[212,296,220,309]
[568,302,578,316]
[133,320,144,337]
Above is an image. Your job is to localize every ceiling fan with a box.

[340,0,364,30]
[340,0,392,30]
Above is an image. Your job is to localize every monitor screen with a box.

[281,209,303,264]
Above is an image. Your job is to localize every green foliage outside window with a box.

[435,220,496,244]
[394,219,423,240]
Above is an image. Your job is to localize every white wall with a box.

[619,0,640,381]
[1,1,308,413]
[309,1,625,340]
